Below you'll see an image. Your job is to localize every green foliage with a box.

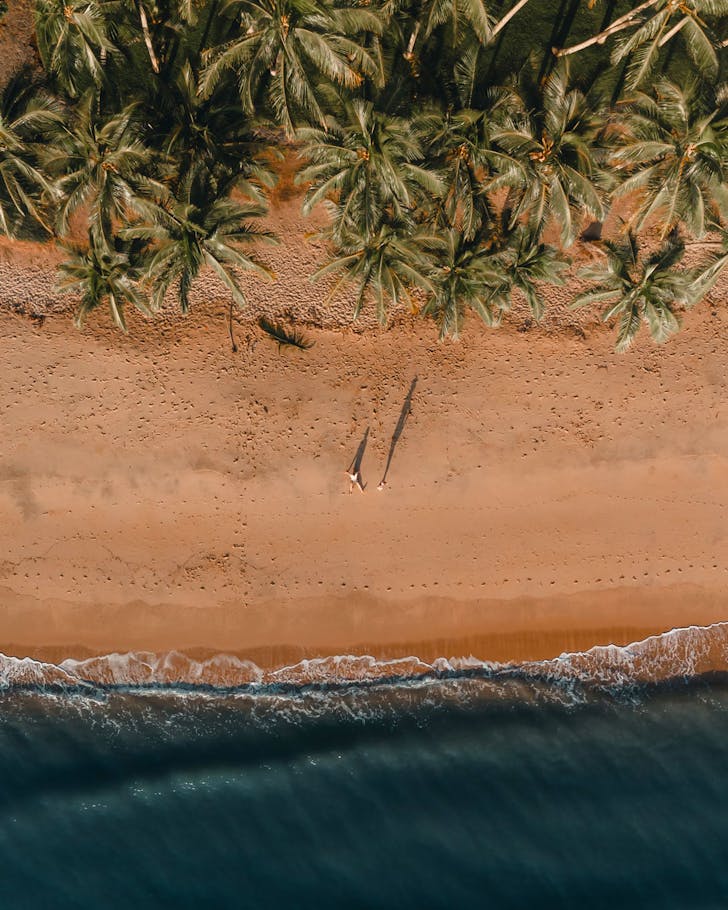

[122,170,275,312]
[0,69,62,237]
[298,100,441,244]
[14,0,728,345]
[610,79,728,239]
[488,62,607,247]
[56,232,152,330]
[572,230,695,351]
[200,0,383,135]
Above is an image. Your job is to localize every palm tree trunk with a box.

[491,0,531,39]
[555,0,662,57]
[137,1,160,74]
[405,21,421,59]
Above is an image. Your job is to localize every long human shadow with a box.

[378,377,417,489]
[348,426,370,488]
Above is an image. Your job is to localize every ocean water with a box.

[1,627,728,908]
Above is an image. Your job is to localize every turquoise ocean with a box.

[1,623,728,908]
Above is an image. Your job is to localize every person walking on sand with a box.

[345,469,365,493]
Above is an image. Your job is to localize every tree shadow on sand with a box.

[378,377,417,490]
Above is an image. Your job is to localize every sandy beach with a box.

[2,219,728,669]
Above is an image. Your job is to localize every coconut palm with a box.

[420,228,507,338]
[0,70,63,238]
[45,96,167,243]
[311,216,432,322]
[486,226,569,321]
[200,0,383,135]
[556,0,728,90]
[571,229,694,351]
[297,100,442,244]
[122,170,275,312]
[416,107,495,241]
[402,0,490,71]
[56,232,152,330]
[610,79,728,240]
[35,0,115,97]
[146,59,277,198]
[489,63,606,247]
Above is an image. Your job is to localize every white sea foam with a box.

[1,621,727,695]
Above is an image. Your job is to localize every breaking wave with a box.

[1,621,728,701]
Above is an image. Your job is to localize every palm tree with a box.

[402,0,490,66]
[609,79,728,240]
[122,170,275,313]
[145,59,276,199]
[556,0,728,90]
[420,228,505,338]
[571,229,694,351]
[489,63,606,247]
[35,0,115,97]
[45,96,167,243]
[297,100,442,245]
[416,107,494,241]
[0,70,62,238]
[200,0,383,135]
[56,232,152,331]
[311,216,432,322]
[486,226,569,321]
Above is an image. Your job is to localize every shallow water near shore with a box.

[2,629,728,908]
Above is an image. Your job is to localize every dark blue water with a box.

[1,662,728,909]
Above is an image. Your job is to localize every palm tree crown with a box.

[489,64,606,247]
[298,100,441,244]
[610,79,728,240]
[572,230,695,351]
[123,170,275,312]
[45,97,166,242]
[0,69,62,237]
[200,0,383,134]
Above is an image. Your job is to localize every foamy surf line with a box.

[1,621,728,694]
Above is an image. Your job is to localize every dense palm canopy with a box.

[298,100,441,243]
[416,106,496,241]
[145,60,276,198]
[36,0,115,96]
[46,97,166,242]
[0,70,61,237]
[488,64,606,247]
[200,0,383,134]
[10,0,728,347]
[610,79,728,239]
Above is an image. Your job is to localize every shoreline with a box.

[1,583,727,670]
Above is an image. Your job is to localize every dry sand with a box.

[1,218,728,669]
